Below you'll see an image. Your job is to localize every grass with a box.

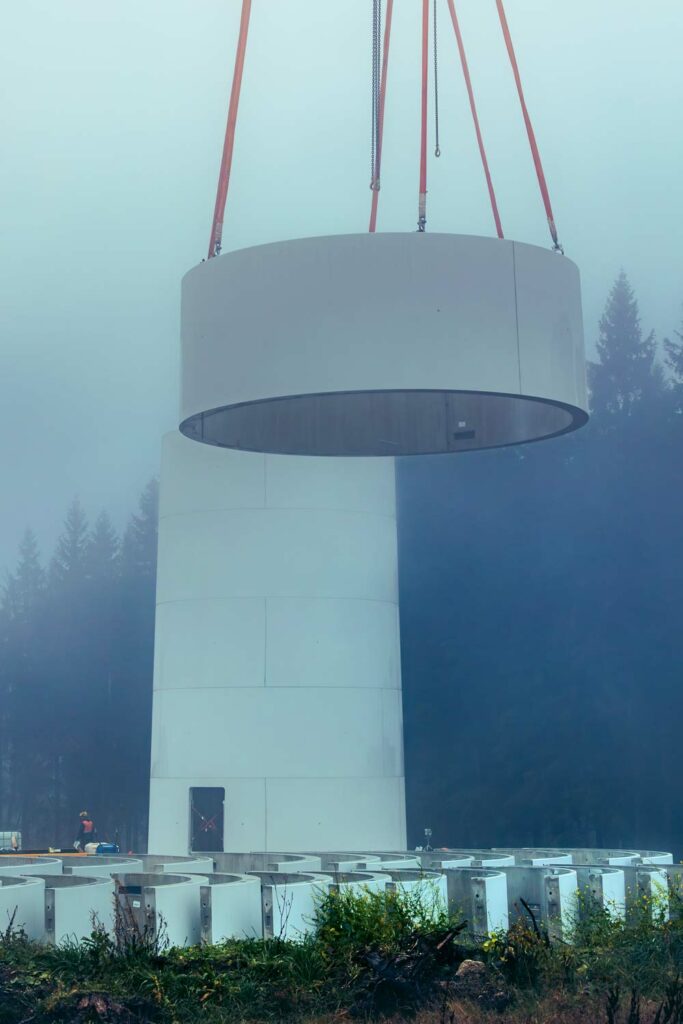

[3,885,683,1022]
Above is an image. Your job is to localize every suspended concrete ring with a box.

[180,232,588,456]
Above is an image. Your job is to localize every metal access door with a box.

[190,788,225,852]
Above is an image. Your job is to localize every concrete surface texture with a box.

[148,432,406,853]
[180,233,588,456]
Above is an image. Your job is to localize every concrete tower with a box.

[148,233,587,853]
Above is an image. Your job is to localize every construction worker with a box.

[74,811,97,852]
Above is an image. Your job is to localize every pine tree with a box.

[86,512,119,580]
[50,499,89,587]
[588,271,660,420]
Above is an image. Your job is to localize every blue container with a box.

[96,842,120,855]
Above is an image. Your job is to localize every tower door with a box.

[190,787,225,852]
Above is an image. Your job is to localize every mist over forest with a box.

[1,271,680,854]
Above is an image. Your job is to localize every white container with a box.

[0,831,21,851]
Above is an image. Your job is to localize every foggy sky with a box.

[1,0,682,573]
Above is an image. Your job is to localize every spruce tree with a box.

[86,512,119,580]
[114,478,158,848]
[121,479,159,578]
[664,317,683,409]
[50,498,89,587]
[2,529,45,622]
[588,271,659,420]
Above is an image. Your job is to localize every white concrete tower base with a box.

[148,432,406,854]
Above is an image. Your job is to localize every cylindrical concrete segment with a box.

[148,432,406,854]
[180,233,587,456]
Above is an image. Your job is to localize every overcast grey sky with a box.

[1,0,682,573]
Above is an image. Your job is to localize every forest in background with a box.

[0,272,681,853]
[0,483,157,850]
[399,273,683,853]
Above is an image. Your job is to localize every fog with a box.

[1,0,682,571]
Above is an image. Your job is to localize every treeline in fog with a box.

[399,272,683,854]
[1,272,681,856]
[0,482,158,851]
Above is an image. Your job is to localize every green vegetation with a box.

[4,887,683,1023]
[0,888,468,1023]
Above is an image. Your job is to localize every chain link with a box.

[433,0,441,157]
[371,0,382,189]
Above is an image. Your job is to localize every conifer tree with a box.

[664,318,683,409]
[121,479,159,578]
[0,530,48,840]
[86,512,119,580]
[2,529,45,622]
[50,498,89,587]
[588,271,660,420]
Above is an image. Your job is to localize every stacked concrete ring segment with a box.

[180,234,587,455]
[149,232,586,852]
[148,434,405,852]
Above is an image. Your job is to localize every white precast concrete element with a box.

[494,849,573,867]
[375,855,422,869]
[382,870,448,916]
[543,868,579,942]
[623,866,670,921]
[249,872,329,940]
[63,857,144,878]
[39,875,114,944]
[593,854,640,866]
[143,855,215,875]
[328,871,389,895]
[444,869,509,937]
[116,873,203,949]
[309,870,390,897]
[215,853,323,874]
[318,854,383,872]
[148,432,405,854]
[197,874,263,942]
[0,876,45,939]
[0,857,62,876]
[500,865,578,941]
[180,234,587,457]
[525,855,574,868]
[574,867,626,922]
[420,851,514,869]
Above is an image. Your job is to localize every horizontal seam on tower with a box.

[150,775,406,781]
[154,596,399,607]
[158,507,396,521]
[152,684,402,693]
